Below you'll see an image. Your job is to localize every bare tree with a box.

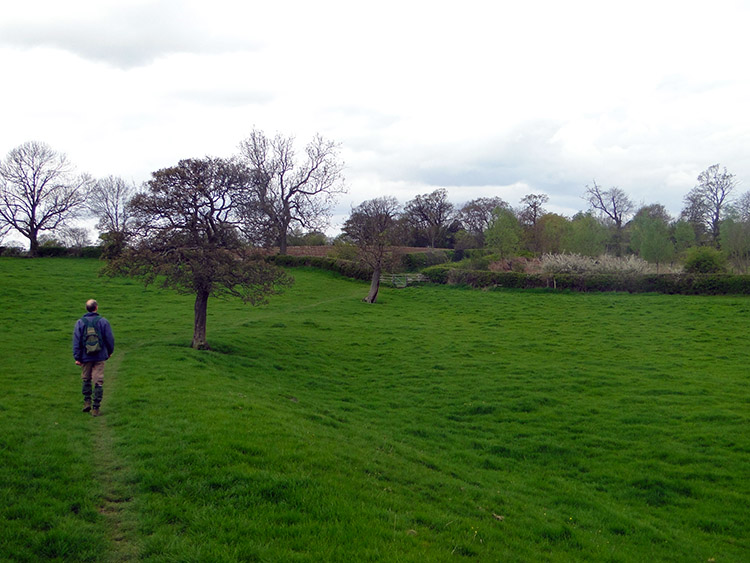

[584,182,634,229]
[457,197,509,247]
[0,219,9,244]
[343,197,400,303]
[88,175,138,257]
[682,164,737,247]
[734,191,750,223]
[106,157,291,349]
[238,130,346,254]
[0,141,90,256]
[58,226,92,248]
[518,193,549,253]
[88,175,136,234]
[584,181,634,255]
[518,193,549,227]
[403,188,455,248]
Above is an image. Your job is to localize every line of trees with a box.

[0,132,346,348]
[343,164,748,269]
[0,133,346,257]
[338,165,748,301]
[2,138,749,307]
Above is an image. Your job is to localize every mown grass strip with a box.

[89,351,141,562]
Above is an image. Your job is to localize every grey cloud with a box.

[411,121,568,188]
[354,115,706,217]
[0,2,259,68]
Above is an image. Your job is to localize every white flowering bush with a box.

[540,253,656,275]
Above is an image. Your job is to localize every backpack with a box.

[82,315,103,354]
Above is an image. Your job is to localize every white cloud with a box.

[2,0,750,241]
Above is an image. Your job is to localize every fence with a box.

[380,273,428,288]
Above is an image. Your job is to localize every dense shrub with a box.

[0,246,26,257]
[451,255,493,270]
[79,246,104,259]
[421,265,451,284]
[401,251,452,272]
[37,245,67,257]
[489,256,537,273]
[329,241,358,261]
[683,246,727,273]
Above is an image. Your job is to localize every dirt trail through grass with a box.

[91,351,140,562]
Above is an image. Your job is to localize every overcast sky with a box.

[2,0,749,239]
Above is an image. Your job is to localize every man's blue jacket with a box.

[73,312,115,363]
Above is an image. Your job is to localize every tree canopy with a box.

[106,157,291,349]
[343,196,400,303]
[403,188,456,248]
[681,164,737,247]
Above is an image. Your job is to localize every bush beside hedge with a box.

[400,250,453,272]
[422,265,750,295]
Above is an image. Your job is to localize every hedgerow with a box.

[267,254,373,281]
[32,245,104,258]
[272,253,750,295]
[422,265,750,295]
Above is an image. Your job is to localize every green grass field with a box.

[0,257,748,562]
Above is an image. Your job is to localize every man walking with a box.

[73,299,115,417]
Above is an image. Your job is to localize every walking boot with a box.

[82,400,92,413]
[91,408,100,417]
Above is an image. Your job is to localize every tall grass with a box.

[0,257,748,561]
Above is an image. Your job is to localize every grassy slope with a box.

[0,257,748,562]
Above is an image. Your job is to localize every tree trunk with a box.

[28,231,40,257]
[191,289,210,349]
[278,213,290,255]
[363,267,381,303]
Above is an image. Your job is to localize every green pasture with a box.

[0,257,748,562]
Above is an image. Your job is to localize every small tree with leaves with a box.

[485,207,521,258]
[631,216,674,272]
[561,212,609,256]
[343,197,401,303]
[106,157,291,349]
